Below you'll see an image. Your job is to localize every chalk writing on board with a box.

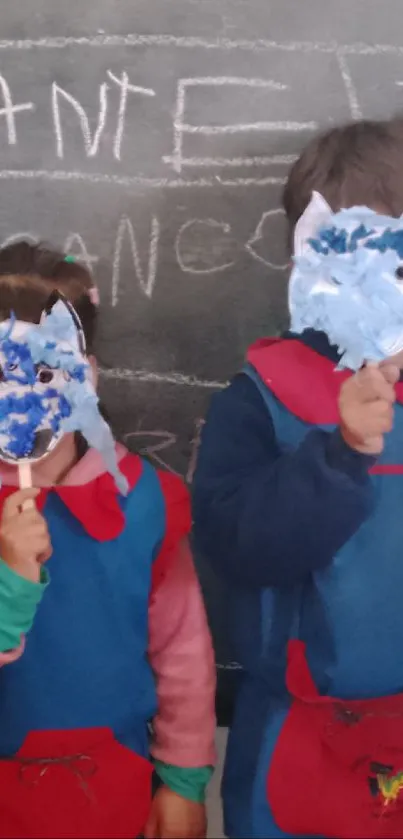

[335,51,362,121]
[163,76,318,174]
[245,209,288,269]
[111,215,160,307]
[175,219,236,275]
[0,75,34,146]
[1,232,38,248]
[174,211,287,275]
[63,232,99,274]
[106,70,156,161]
[111,209,287,289]
[124,419,204,483]
[124,430,181,476]
[0,35,397,177]
[52,82,108,159]
[52,71,155,161]
[0,206,287,305]
[0,230,99,274]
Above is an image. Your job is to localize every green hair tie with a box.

[64,255,76,263]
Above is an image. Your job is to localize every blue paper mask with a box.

[289,191,403,370]
[0,295,128,494]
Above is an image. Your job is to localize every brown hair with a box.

[282,117,403,250]
[0,241,98,352]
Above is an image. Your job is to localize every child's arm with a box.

[148,536,216,794]
[146,534,216,839]
[193,373,375,588]
[0,488,50,660]
[0,562,47,657]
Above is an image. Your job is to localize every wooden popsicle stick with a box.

[18,460,35,510]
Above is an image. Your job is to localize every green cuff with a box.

[0,559,49,652]
[154,760,213,804]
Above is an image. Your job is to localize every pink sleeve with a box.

[0,636,25,665]
[148,537,216,768]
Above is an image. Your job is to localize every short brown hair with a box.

[282,117,403,249]
[0,241,97,352]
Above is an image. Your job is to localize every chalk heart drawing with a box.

[245,208,288,270]
[175,218,237,274]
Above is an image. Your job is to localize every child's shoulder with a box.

[121,451,191,540]
[246,336,345,425]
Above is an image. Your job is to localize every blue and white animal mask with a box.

[0,294,128,494]
[289,191,403,370]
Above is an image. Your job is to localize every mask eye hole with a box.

[396,266,403,280]
[37,366,54,384]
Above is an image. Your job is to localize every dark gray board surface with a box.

[0,0,402,719]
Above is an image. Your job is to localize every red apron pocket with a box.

[0,728,153,838]
[268,641,403,839]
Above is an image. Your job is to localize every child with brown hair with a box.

[0,241,216,839]
[193,117,403,838]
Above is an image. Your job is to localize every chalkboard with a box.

[1,0,403,721]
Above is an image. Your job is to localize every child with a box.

[0,241,216,839]
[193,117,403,839]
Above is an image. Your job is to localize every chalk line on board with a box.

[0,34,339,52]
[99,366,227,389]
[180,121,317,134]
[163,154,298,168]
[0,169,286,188]
[1,231,38,247]
[52,81,108,158]
[0,34,402,57]
[178,76,289,89]
[335,51,363,120]
[0,75,34,145]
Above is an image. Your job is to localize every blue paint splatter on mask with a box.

[0,390,72,457]
[0,302,128,493]
[290,204,403,370]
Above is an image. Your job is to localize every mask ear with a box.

[41,290,86,355]
[293,191,333,257]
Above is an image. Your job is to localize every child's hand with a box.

[144,786,207,839]
[0,489,52,583]
[339,362,400,455]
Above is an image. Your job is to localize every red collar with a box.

[0,454,143,542]
[247,338,403,424]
